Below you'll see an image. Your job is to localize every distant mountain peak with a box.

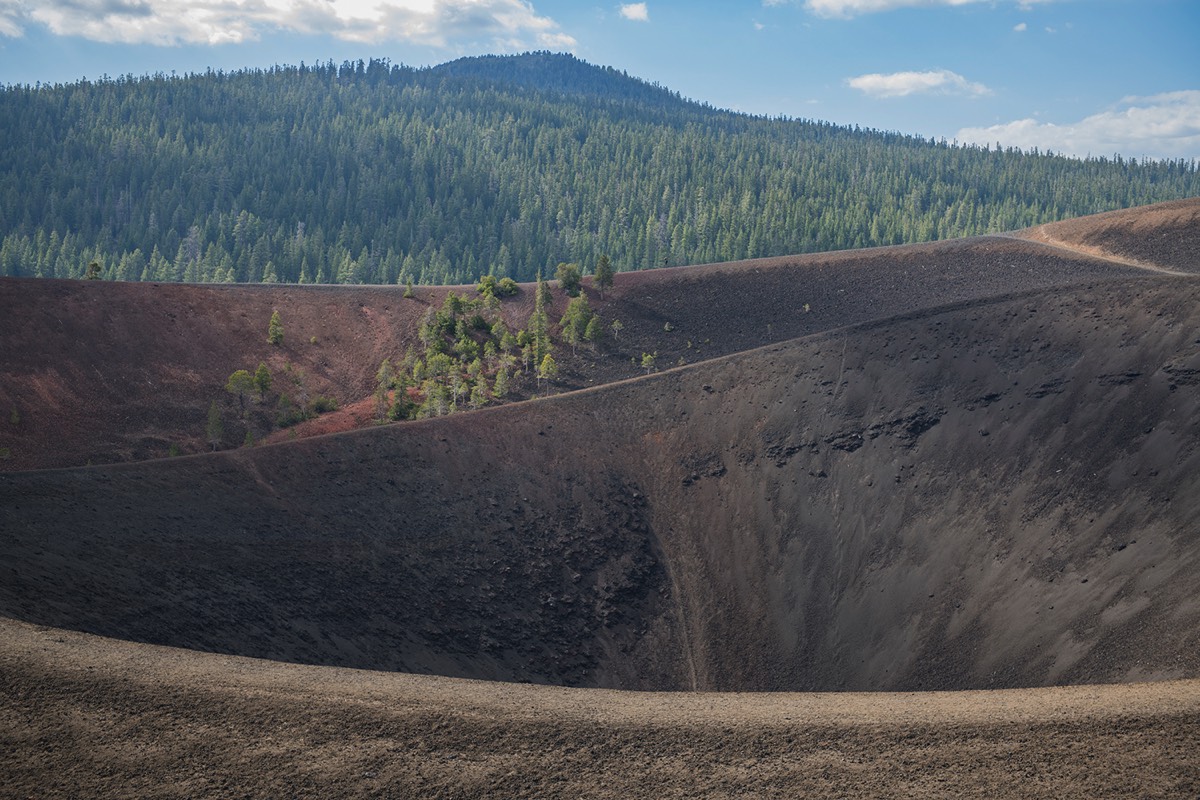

[428,51,690,109]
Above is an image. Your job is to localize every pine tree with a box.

[584,315,601,348]
[254,363,272,401]
[225,370,255,415]
[376,358,395,390]
[267,310,284,345]
[469,381,488,409]
[531,273,552,366]
[373,383,390,421]
[538,352,558,388]
[593,254,614,299]
[559,294,593,354]
[493,365,510,398]
[640,352,657,374]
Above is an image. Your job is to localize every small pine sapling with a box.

[267,310,284,345]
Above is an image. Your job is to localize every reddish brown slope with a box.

[1016,196,1200,273]
[0,233,1139,471]
[0,282,444,470]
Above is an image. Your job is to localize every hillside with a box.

[2,199,1200,795]
[4,273,1200,691]
[3,199,1200,691]
[0,229,1140,471]
[5,198,1197,472]
[1017,196,1200,273]
[4,618,1198,799]
[2,53,1197,286]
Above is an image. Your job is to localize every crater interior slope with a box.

[2,198,1199,797]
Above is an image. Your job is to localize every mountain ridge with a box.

[2,52,1196,286]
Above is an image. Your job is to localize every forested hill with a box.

[1,52,1197,285]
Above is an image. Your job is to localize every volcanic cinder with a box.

[2,198,1199,797]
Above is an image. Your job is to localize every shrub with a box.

[309,396,339,414]
[277,407,311,428]
[555,262,582,296]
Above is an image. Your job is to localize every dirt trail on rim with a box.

[1000,229,1191,276]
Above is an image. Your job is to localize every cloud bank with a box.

[619,3,649,22]
[847,69,990,98]
[799,0,1054,19]
[0,0,576,48]
[956,91,1200,161]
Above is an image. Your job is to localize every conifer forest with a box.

[2,52,1197,285]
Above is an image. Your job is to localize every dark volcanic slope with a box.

[1018,196,1200,273]
[0,234,1139,471]
[4,275,1199,691]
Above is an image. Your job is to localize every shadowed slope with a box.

[4,276,1199,691]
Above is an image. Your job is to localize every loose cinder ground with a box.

[2,198,1199,797]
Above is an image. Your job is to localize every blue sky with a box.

[1,0,1196,160]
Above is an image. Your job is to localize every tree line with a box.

[2,52,1197,285]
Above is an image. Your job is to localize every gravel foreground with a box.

[2,618,1199,799]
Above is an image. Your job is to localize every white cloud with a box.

[847,69,991,98]
[1013,21,1026,31]
[619,2,648,22]
[957,90,1200,161]
[0,0,23,38]
[800,0,1055,19]
[0,0,576,48]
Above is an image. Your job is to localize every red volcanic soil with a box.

[0,225,1156,471]
[2,198,1200,797]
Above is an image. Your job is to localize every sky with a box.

[0,0,1197,161]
